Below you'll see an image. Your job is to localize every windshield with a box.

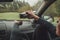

[0,0,43,20]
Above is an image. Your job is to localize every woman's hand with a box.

[26,10,39,20]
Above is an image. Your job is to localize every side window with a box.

[43,0,60,26]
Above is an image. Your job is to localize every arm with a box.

[35,18,56,38]
[26,11,56,38]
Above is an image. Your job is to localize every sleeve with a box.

[35,18,56,39]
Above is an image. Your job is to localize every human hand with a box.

[26,10,39,20]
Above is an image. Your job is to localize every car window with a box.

[0,0,43,20]
[43,0,60,26]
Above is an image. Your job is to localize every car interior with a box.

[0,0,60,40]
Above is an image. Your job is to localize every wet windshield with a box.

[0,0,43,20]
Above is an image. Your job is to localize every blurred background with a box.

[0,0,60,22]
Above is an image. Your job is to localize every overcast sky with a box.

[15,0,43,6]
[25,0,38,6]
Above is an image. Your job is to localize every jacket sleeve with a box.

[35,18,56,39]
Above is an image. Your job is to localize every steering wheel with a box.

[10,22,30,40]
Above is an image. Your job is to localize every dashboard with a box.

[0,20,35,33]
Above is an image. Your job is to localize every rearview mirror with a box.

[0,0,13,2]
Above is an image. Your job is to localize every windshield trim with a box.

[37,0,56,17]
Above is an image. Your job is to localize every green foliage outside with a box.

[0,0,60,17]
[0,1,32,13]
[0,12,29,20]
[0,0,60,20]
[44,0,60,17]
[18,5,32,13]
[0,12,20,20]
